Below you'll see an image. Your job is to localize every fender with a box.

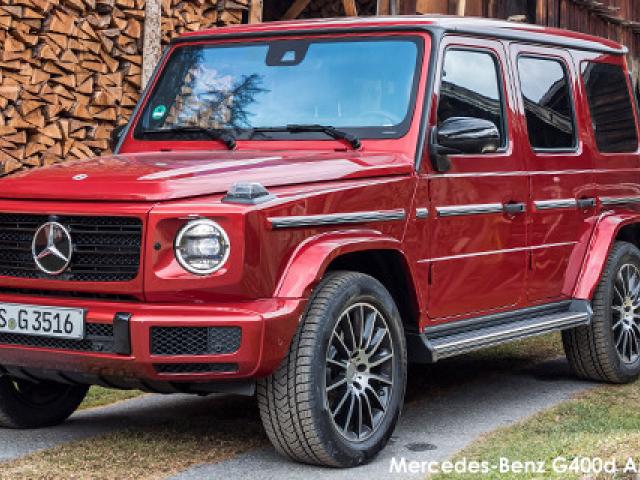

[571,212,640,300]
[274,229,416,299]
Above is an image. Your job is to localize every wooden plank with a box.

[399,0,416,15]
[248,0,262,23]
[342,0,357,16]
[282,0,311,20]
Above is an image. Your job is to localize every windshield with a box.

[134,37,421,141]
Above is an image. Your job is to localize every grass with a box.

[80,387,143,410]
[0,395,267,480]
[432,335,640,480]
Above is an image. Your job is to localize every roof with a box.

[174,15,627,55]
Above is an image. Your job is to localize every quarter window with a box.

[517,56,576,150]
[437,49,506,148]
[582,62,638,153]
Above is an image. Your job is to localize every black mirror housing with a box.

[429,117,501,172]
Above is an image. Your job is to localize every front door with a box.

[424,36,529,320]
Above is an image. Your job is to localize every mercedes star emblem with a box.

[32,222,73,275]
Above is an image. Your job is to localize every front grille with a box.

[151,327,241,356]
[0,322,114,352]
[0,214,142,282]
[154,363,238,374]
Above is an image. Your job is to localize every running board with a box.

[407,300,592,363]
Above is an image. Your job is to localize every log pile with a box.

[0,0,248,175]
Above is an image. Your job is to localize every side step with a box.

[407,300,592,363]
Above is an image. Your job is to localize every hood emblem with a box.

[72,174,88,181]
[32,222,73,275]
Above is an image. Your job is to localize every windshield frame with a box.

[132,34,425,143]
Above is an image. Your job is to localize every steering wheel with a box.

[353,110,402,126]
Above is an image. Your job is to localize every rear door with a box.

[577,53,640,212]
[425,36,529,320]
[509,44,596,302]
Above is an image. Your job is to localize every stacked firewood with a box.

[0,0,248,175]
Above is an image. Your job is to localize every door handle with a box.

[503,202,526,215]
[577,198,596,209]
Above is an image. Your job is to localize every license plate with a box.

[0,303,85,340]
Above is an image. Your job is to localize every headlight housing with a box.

[174,219,230,275]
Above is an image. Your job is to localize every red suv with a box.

[0,16,639,467]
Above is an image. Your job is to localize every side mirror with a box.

[110,124,127,152]
[429,117,501,172]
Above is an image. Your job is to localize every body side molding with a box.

[268,209,406,229]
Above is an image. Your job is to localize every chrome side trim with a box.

[415,208,429,219]
[269,209,406,229]
[534,198,577,210]
[436,203,504,217]
[601,196,640,206]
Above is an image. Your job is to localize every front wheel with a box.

[0,376,88,428]
[257,271,407,467]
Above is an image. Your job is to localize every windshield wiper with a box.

[142,127,236,150]
[251,124,361,150]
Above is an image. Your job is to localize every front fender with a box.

[571,212,640,300]
[274,230,406,299]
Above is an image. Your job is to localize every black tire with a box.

[257,271,407,467]
[563,241,640,384]
[0,376,88,428]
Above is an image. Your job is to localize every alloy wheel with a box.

[612,263,640,364]
[324,302,395,442]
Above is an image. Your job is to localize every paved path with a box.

[0,352,597,479]
[0,393,232,461]
[171,356,596,480]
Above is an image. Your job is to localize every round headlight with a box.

[174,219,230,275]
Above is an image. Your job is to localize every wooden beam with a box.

[142,0,161,89]
[343,0,358,16]
[249,0,263,23]
[377,0,390,15]
[282,0,311,20]
[455,0,465,16]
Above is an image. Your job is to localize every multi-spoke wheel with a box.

[326,303,394,442]
[0,376,88,429]
[611,264,640,364]
[258,271,407,467]
[564,241,640,384]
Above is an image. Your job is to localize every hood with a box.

[0,150,413,202]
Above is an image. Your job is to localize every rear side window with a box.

[582,62,638,153]
[517,56,576,150]
[437,49,506,147]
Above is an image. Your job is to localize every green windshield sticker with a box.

[151,105,167,120]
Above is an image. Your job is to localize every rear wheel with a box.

[0,376,88,428]
[563,241,640,383]
[257,271,407,467]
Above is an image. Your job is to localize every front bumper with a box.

[0,293,305,389]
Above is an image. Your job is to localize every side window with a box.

[582,61,638,153]
[437,49,506,148]
[517,56,576,151]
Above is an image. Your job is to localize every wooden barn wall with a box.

[417,0,640,77]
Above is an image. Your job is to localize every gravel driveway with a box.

[0,352,597,478]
